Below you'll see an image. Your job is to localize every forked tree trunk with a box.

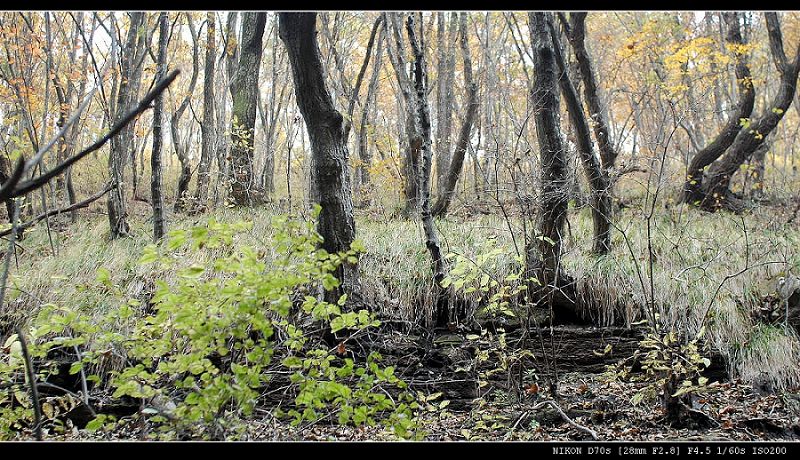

[385,13,421,215]
[279,12,358,304]
[681,12,754,205]
[702,13,800,212]
[561,13,619,170]
[549,18,612,255]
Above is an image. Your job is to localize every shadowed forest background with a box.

[1,11,800,441]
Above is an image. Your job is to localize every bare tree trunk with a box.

[229,12,266,206]
[549,18,612,254]
[405,13,449,327]
[107,12,145,239]
[431,13,479,217]
[385,13,420,215]
[151,12,167,240]
[171,14,200,212]
[560,13,618,170]
[257,18,288,197]
[749,140,770,200]
[528,12,568,287]
[194,12,216,210]
[435,12,458,197]
[279,12,358,304]
[343,15,384,141]
[355,23,386,202]
[681,12,754,204]
[702,13,800,212]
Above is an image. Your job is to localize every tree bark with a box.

[749,140,770,200]
[702,13,800,212]
[151,12,167,241]
[528,12,569,287]
[229,12,266,206]
[257,20,288,197]
[355,22,386,201]
[435,12,459,197]
[549,18,612,255]
[385,13,421,215]
[681,12,754,205]
[431,13,479,218]
[405,13,450,327]
[279,12,358,304]
[194,12,217,210]
[561,13,619,171]
[343,15,384,142]
[171,14,200,213]
[107,12,145,239]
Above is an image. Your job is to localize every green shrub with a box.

[1,208,420,440]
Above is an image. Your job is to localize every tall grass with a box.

[6,193,800,388]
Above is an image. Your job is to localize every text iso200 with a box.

[751,447,788,455]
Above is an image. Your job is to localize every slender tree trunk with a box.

[229,12,266,206]
[435,12,458,197]
[549,19,612,254]
[431,13,479,217]
[194,12,216,210]
[343,15,384,142]
[151,12,167,241]
[560,13,618,170]
[385,13,420,215]
[107,12,145,239]
[681,12,754,204]
[355,23,386,202]
[257,19,288,197]
[171,14,200,212]
[279,12,358,304]
[405,13,449,327]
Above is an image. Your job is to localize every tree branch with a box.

[0,183,114,238]
[0,69,180,201]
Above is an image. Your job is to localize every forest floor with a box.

[41,333,800,441]
[5,195,800,440]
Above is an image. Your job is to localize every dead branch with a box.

[0,183,114,238]
[533,399,599,440]
[0,69,180,202]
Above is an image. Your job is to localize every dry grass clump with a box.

[6,196,800,388]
